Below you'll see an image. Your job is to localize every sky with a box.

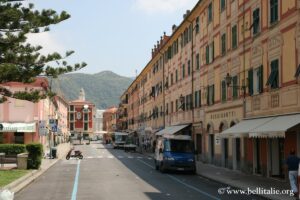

[27,0,199,77]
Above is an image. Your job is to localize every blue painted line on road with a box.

[71,160,81,200]
[137,159,220,200]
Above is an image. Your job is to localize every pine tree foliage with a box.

[0,0,87,103]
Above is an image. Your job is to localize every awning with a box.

[249,113,300,138]
[155,124,190,136]
[220,117,275,138]
[0,122,36,133]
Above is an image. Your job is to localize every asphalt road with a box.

[15,141,266,200]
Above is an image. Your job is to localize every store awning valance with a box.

[155,124,190,136]
[0,122,36,133]
[220,117,275,138]
[249,113,300,138]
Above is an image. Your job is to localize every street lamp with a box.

[224,73,247,118]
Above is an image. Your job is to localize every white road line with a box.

[97,156,103,158]
[87,156,93,159]
[118,156,124,158]
[128,156,134,159]
[137,159,220,200]
[107,156,114,159]
[137,156,143,159]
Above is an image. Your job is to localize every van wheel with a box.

[154,160,159,170]
[159,162,166,173]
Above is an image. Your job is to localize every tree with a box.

[0,0,87,103]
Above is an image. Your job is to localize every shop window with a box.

[14,132,24,144]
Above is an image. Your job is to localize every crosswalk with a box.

[82,155,153,160]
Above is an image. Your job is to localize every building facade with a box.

[103,107,118,132]
[68,88,95,139]
[119,0,300,179]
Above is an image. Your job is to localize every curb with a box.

[2,143,71,194]
[3,158,60,194]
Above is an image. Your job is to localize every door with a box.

[209,134,215,163]
[224,138,229,168]
[255,138,261,174]
[236,138,241,170]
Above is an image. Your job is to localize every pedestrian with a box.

[286,149,300,197]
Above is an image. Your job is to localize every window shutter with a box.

[199,90,202,107]
[212,85,215,104]
[222,81,226,101]
[259,65,263,93]
[212,41,215,61]
[207,86,210,105]
[206,45,209,64]
[248,69,253,95]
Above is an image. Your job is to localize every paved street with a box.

[15,141,266,200]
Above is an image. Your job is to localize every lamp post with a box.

[224,72,247,119]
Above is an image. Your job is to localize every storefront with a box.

[0,122,37,144]
[221,113,300,178]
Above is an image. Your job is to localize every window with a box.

[176,70,178,82]
[220,0,226,12]
[195,17,200,34]
[196,53,200,70]
[171,73,174,85]
[176,99,179,111]
[188,60,191,76]
[84,123,88,131]
[14,132,24,144]
[194,91,199,108]
[70,113,74,121]
[70,122,74,131]
[182,64,185,78]
[253,66,263,94]
[252,8,260,35]
[232,76,238,99]
[232,25,237,49]
[221,80,227,102]
[207,85,215,105]
[221,33,226,55]
[208,3,213,23]
[266,59,279,89]
[84,113,88,121]
[270,0,278,24]
[199,90,202,107]
[206,42,214,64]
[70,105,74,111]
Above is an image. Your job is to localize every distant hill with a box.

[51,71,133,109]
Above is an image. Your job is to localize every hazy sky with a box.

[28,0,199,77]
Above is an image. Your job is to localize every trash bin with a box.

[17,153,28,169]
[51,147,57,159]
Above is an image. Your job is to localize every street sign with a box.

[38,120,48,135]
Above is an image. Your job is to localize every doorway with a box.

[209,134,215,163]
[269,138,284,178]
[254,138,261,174]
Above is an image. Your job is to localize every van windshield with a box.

[164,139,193,153]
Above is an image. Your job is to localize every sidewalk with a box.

[2,142,71,193]
[141,152,294,200]
[196,162,294,200]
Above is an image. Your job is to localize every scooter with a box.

[66,148,83,160]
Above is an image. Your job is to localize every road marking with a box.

[97,156,103,158]
[137,156,143,159]
[137,159,220,200]
[87,156,93,159]
[147,157,152,160]
[118,156,124,158]
[71,160,81,200]
[128,156,134,159]
[107,155,114,158]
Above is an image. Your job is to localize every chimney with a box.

[172,24,177,33]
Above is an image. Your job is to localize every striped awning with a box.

[0,122,36,133]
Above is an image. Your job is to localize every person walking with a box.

[286,149,300,198]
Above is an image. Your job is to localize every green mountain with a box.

[51,71,133,109]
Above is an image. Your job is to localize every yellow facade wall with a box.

[213,0,220,28]
[282,0,296,15]
[282,28,296,83]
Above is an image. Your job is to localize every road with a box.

[15,141,266,200]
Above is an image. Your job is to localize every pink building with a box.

[0,78,52,146]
